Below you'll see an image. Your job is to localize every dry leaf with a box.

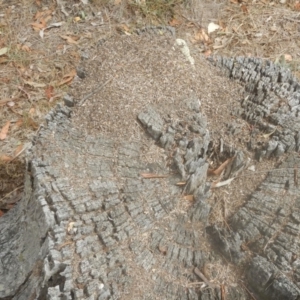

[7,101,14,107]
[0,154,12,162]
[31,19,47,31]
[183,194,194,202]
[58,69,77,86]
[67,222,75,233]
[74,16,81,22]
[169,18,182,27]
[0,98,15,106]
[295,2,300,10]
[208,157,234,176]
[21,45,31,52]
[14,144,23,156]
[211,177,235,188]
[284,54,293,62]
[46,22,64,29]
[116,24,131,35]
[45,86,54,99]
[192,29,209,43]
[204,50,212,57]
[0,121,10,140]
[29,107,35,116]
[207,22,220,34]
[241,4,248,13]
[60,35,79,44]
[0,47,8,56]
[14,119,23,128]
[27,118,39,130]
[0,56,8,64]
[158,244,167,255]
[39,29,45,39]
[140,173,168,179]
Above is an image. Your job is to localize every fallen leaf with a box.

[241,4,248,13]
[211,177,235,188]
[0,154,12,162]
[208,22,220,34]
[192,29,209,43]
[74,16,81,22]
[158,244,167,255]
[183,194,194,201]
[67,222,75,233]
[0,56,8,64]
[14,144,23,156]
[169,18,182,27]
[284,54,293,62]
[0,121,10,140]
[45,85,54,99]
[14,119,23,128]
[60,35,79,44]
[18,86,31,99]
[0,47,8,56]
[116,24,131,35]
[0,98,16,106]
[27,117,39,130]
[57,69,77,86]
[204,50,212,57]
[21,44,31,52]
[39,29,44,39]
[46,22,64,29]
[295,1,300,10]
[31,20,47,31]
[208,157,234,176]
[140,173,168,179]
[0,78,10,83]
[29,107,35,116]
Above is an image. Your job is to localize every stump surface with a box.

[1,29,300,300]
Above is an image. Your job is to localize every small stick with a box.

[294,165,298,187]
[0,185,24,205]
[194,267,219,289]
[239,280,257,300]
[283,16,300,23]
[79,77,114,106]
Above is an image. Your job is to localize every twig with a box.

[0,185,24,204]
[239,280,257,300]
[140,173,169,179]
[283,16,300,23]
[238,166,300,177]
[6,143,29,163]
[79,77,114,106]
[194,267,219,289]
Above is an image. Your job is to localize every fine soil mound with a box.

[1,28,300,300]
